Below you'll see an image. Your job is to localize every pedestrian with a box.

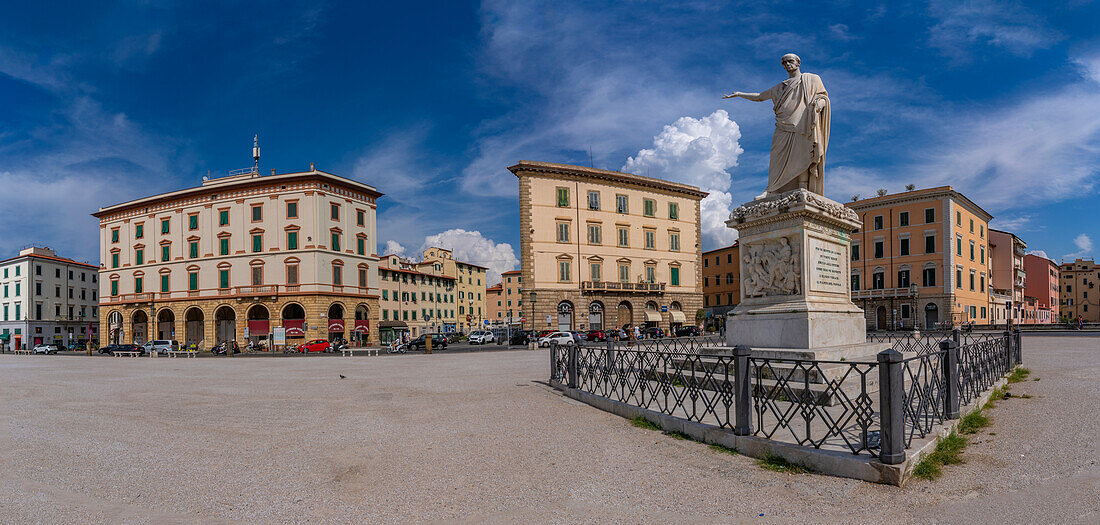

[1078,316,1084,330]
[633,324,641,341]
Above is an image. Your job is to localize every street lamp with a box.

[529,291,537,333]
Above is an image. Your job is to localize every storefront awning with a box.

[669,310,687,323]
[644,310,662,322]
[282,319,305,337]
[354,320,370,333]
[0,333,8,340]
[379,321,408,329]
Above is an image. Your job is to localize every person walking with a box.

[633,324,641,341]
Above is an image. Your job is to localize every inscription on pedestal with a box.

[808,237,846,293]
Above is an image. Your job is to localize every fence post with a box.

[951,328,961,347]
[1013,329,1022,365]
[1002,330,1013,370]
[566,343,579,389]
[878,348,905,465]
[733,344,752,436]
[941,339,959,419]
[550,341,557,381]
[606,339,615,374]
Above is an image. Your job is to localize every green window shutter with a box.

[162,245,170,261]
[252,206,262,221]
[161,274,169,292]
[252,235,262,253]
[190,242,198,258]
[671,267,680,286]
[220,238,229,255]
[134,278,142,293]
[669,203,678,220]
[111,253,119,268]
[219,210,229,226]
[136,250,143,265]
[357,238,365,255]
[135,225,143,238]
[557,187,569,207]
[287,202,297,217]
[188,272,198,291]
[111,280,118,295]
[287,231,298,250]
[111,230,119,242]
[161,219,170,234]
[219,270,229,289]
[189,215,198,229]
[332,233,340,251]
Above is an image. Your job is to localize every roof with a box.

[508,160,709,199]
[703,241,739,255]
[846,186,993,221]
[93,168,383,218]
[486,284,503,292]
[501,270,522,275]
[0,252,98,269]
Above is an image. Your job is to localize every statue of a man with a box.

[724,53,830,197]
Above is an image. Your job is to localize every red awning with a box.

[282,320,304,337]
[328,319,345,332]
[247,320,270,334]
[354,320,369,333]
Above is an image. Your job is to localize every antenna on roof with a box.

[588,146,594,168]
[252,134,261,176]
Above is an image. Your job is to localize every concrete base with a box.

[726,304,869,349]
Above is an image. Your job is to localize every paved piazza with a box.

[1,335,1097,523]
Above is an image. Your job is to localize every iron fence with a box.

[552,329,1022,463]
[593,334,725,354]
[866,330,1002,355]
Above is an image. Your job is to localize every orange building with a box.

[846,186,993,329]
[701,242,739,329]
[1060,258,1099,323]
[1022,253,1059,324]
[497,270,524,328]
[989,229,1027,325]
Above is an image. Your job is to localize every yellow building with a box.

[94,166,382,348]
[846,186,993,329]
[376,253,456,342]
[510,161,705,333]
[420,247,487,333]
[1060,258,1099,323]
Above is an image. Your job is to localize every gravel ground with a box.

[0,335,1096,524]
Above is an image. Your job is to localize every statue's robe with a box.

[759,72,830,195]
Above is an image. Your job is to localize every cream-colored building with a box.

[510,161,705,333]
[94,166,382,348]
[0,246,100,350]
[420,247,487,333]
[376,254,456,342]
[1060,258,1099,323]
[491,269,524,328]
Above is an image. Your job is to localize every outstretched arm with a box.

[723,91,770,102]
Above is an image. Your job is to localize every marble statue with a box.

[724,53,830,197]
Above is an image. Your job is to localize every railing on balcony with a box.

[236,285,279,297]
[581,281,666,293]
[852,287,917,299]
[104,292,155,303]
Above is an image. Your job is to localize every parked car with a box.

[99,343,141,355]
[569,331,588,344]
[32,344,59,355]
[468,330,496,345]
[300,339,331,353]
[537,330,555,340]
[509,330,532,345]
[408,334,448,352]
[68,341,86,351]
[538,331,575,348]
[641,327,665,339]
[675,326,700,337]
[585,330,609,342]
[444,332,461,344]
[143,339,180,355]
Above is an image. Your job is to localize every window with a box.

[357,237,365,255]
[956,236,962,256]
[587,191,600,210]
[556,222,570,243]
[287,201,298,218]
[135,224,144,239]
[980,274,985,292]
[969,218,974,233]
[162,245,170,262]
[872,271,885,290]
[135,249,144,265]
[980,245,985,264]
[134,277,143,293]
[899,211,909,226]
[286,265,298,285]
[330,264,342,285]
[590,263,601,282]
[111,229,119,243]
[111,279,119,296]
[643,199,655,217]
[980,225,984,238]
[644,230,655,249]
[252,205,263,222]
[669,233,680,252]
[219,210,229,226]
[587,224,601,244]
[220,238,230,256]
[852,244,860,261]
[956,211,961,225]
[669,202,679,220]
[287,231,298,250]
[189,241,198,258]
[923,268,936,287]
[357,210,365,226]
[188,214,198,230]
[925,208,935,224]
[617,227,629,247]
[556,187,569,207]
[111,253,119,269]
[852,274,861,290]
[645,265,655,283]
[218,269,229,289]
[670,266,680,286]
[161,218,170,234]
[873,216,883,230]
[898,269,910,288]
[874,241,883,259]
[252,267,264,286]
[969,241,975,261]
[616,194,628,213]
[331,233,340,251]
[161,274,169,292]
[704,276,709,287]
[618,263,630,283]
[981,306,986,319]
[956,268,962,289]
[558,260,571,282]
[900,238,910,256]
[969,271,975,291]
[925,235,936,254]
[252,234,262,253]
[902,304,911,318]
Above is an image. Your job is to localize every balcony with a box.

[581,281,666,294]
[236,285,279,298]
[103,292,155,304]
[852,287,918,300]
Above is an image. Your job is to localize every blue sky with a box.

[1,0,1098,282]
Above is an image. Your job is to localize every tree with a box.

[905,184,916,191]
[876,188,888,197]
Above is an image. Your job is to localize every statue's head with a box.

[781,53,801,72]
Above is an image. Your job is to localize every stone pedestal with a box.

[725,189,881,356]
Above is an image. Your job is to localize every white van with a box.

[144,340,180,355]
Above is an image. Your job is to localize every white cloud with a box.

[1026,249,1049,260]
[927,0,1062,59]
[621,110,743,249]
[420,229,518,284]
[382,240,407,257]
[1064,233,1094,261]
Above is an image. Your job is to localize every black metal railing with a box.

[551,329,1023,464]
[588,335,725,354]
[866,330,1002,355]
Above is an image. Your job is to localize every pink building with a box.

[989,229,1026,325]
[1023,253,1059,324]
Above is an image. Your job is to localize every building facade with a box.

[701,243,740,329]
[495,270,524,328]
[989,229,1027,325]
[420,247,487,333]
[486,283,503,326]
[0,247,100,351]
[511,161,705,334]
[376,254,456,342]
[847,186,993,330]
[1060,258,1099,323]
[1022,253,1059,324]
[95,167,382,349]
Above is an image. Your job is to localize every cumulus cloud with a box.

[420,229,518,284]
[1064,233,1094,260]
[1026,249,1049,260]
[382,240,407,257]
[622,110,743,249]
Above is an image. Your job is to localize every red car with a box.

[585,330,609,342]
[300,339,331,353]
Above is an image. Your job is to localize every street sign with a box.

[661,305,668,312]
[243,326,249,338]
